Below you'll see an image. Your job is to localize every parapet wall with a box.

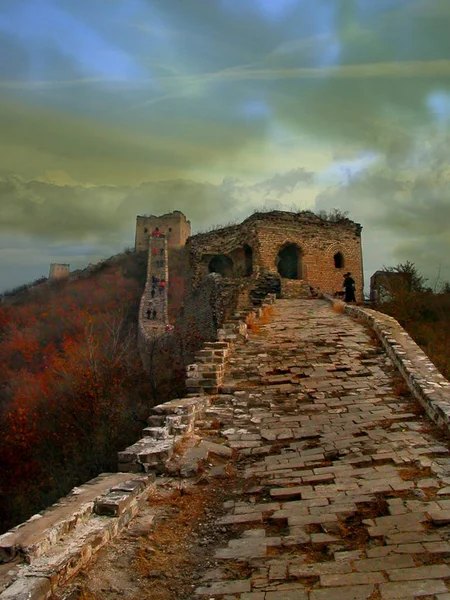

[324,295,450,436]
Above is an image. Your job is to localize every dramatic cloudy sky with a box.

[1,0,449,293]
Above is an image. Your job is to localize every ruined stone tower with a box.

[185,210,364,300]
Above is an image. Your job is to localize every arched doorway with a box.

[276,243,302,279]
[208,255,233,277]
[244,245,253,276]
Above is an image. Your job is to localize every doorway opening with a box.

[276,244,302,279]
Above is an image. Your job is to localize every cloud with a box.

[0,95,270,185]
[1,0,450,292]
[252,168,315,197]
[0,168,318,244]
[315,132,450,286]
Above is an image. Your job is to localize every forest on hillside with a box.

[0,250,198,534]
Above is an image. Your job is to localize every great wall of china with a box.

[1,210,450,600]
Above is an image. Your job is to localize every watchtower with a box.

[135,210,191,252]
[49,263,70,280]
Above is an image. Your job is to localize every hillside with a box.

[377,291,450,381]
[0,250,157,533]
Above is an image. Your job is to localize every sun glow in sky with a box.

[1,0,450,292]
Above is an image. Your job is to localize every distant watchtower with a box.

[49,263,70,280]
[135,210,191,252]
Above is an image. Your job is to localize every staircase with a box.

[248,273,282,306]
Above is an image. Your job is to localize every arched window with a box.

[334,252,344,269]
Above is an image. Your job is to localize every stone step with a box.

[118,438,177,474]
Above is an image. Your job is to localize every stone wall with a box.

[324,295,450,436]
[185,211,364,301]
[369,271,413,302]
[137,235,169,371]
[0,473,155,600]
[135,211,191,252]
[179,274,250,347]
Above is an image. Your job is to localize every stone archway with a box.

[208,255,233,277]
[276,243,303,279]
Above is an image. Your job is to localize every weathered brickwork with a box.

[324,294,450,435]
[0,473,155,600]
[137,234,169,371]
[135,210,191,252]
[179,274,251,346]
[185,210,364,300]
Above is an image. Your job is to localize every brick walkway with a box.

[194,300,450,600]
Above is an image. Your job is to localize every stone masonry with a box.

[135,210,191,252]
[191,299,450,599]
[137,233,169,370]
[185,211,364,300]
[7,296,450,599]
[43,297,450,600]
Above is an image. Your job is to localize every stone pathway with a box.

[194,300,450,600]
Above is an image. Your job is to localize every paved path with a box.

[67,299,450,600]
[195,300,450,600]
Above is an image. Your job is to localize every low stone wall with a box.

[0,473,154,600]
[117,395,212,474]
[323,295,450,435]
[185,295,276,395]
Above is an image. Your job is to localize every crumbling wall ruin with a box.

[185,210,364,300]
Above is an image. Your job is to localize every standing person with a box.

[151,286,156,299]
[146,308,151,319]
[152,309,157,320]
[159,279,166,293]
[343,272,356,303]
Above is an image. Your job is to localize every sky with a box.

[1,0,450,294]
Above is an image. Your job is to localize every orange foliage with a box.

[0,270,149,532]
